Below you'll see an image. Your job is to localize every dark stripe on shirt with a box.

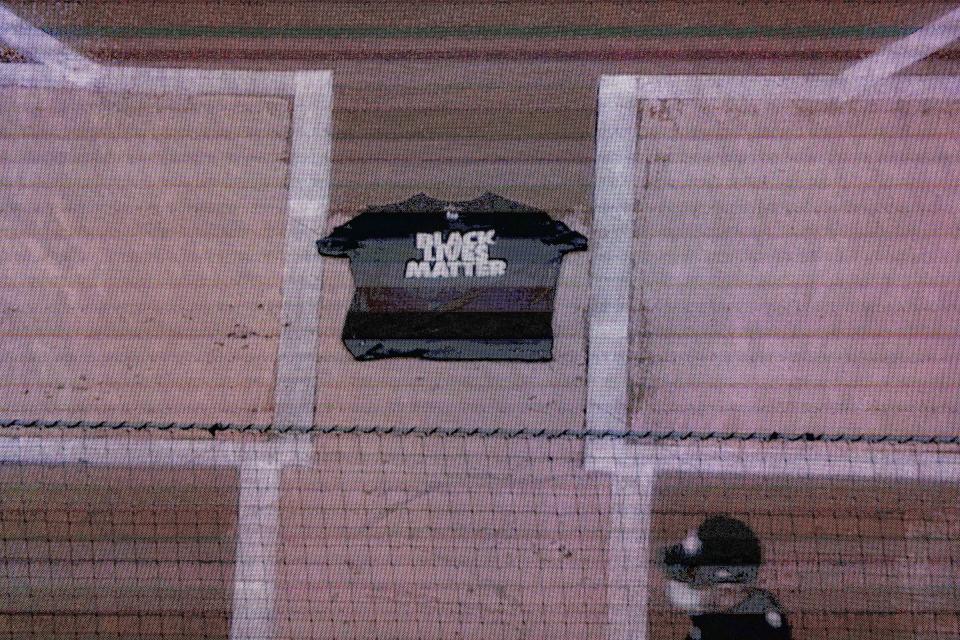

[353,287,556,313]
[342,312,554,340]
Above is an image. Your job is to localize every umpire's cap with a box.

[662,514,762,585]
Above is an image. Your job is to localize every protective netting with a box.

[0,425,957,640]
[4,63,960,640]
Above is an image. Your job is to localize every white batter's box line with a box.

[628,74,960,101]
[589,320,630,340]
[276,434,316,467]
[586,74,638,441]
[0,435,247,467]
[0,435,313,470]
[0,60,303,95]
[586,439,960,482]
[288,198,331,217]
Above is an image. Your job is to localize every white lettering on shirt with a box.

[405,230,507,279]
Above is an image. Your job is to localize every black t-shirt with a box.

[687,590,791,640]
[316,193,587,360]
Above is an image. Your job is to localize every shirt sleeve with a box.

[542,218,588,253]
[316,215,365,257]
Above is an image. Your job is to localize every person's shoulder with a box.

[736,589,789,629]
[737,588,782,610]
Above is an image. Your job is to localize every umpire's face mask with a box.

[667,579,706,614]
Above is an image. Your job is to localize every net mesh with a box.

[0,425,957,639]
[4,59,960,640]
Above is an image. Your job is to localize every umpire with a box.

[660,514,792,640]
